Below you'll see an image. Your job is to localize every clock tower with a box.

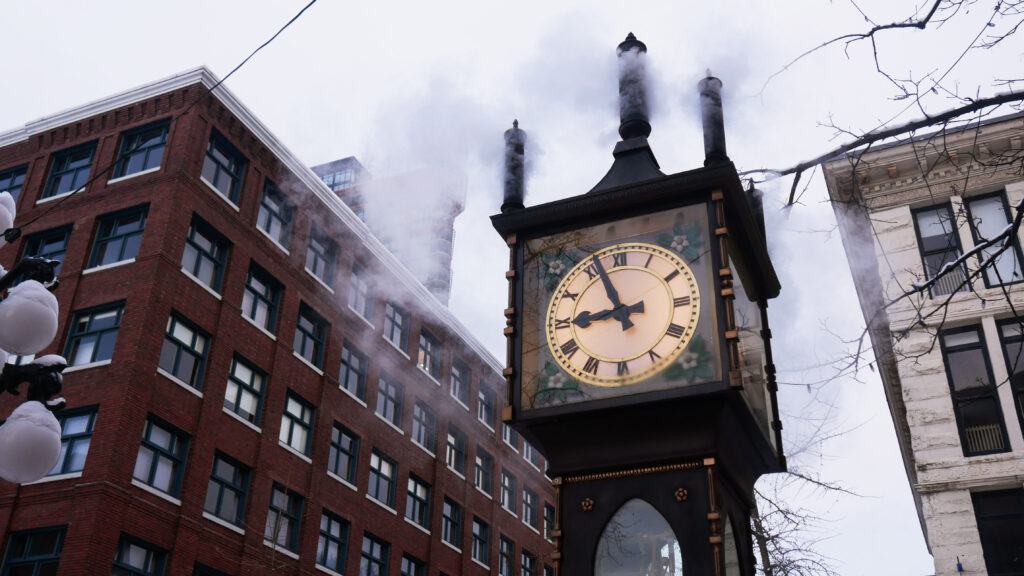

[492,35,784,576]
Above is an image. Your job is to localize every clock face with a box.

[520,203,721,411]
[545,243,700,387]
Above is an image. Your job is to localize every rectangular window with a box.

[1,526,65,575]
[242,263,282,333]
[471,518,489,566]
[475,448,493,494]
[478,388,495,428]
[411,401,436,453]
[158,314,209,389]
[368,450,397,507]
[224,355,265,426]
[521,551,536,576]
[133,417,189,497]
[451,361,469,406]
[913,205,969,297]
[417,330,440,379]
[204,453,249,527]
[360,534,389,576]
[503,423,518,449]
[112,535,165,576]
[544,503,555,541]
[999,319,1024,437]
[329,423,360,484]
[442,498,462,548]
[383,302,409,351]
[182,217,229,292]
[0,164,27,203]
[349,265,374,320]
[114,121,169,178]
[23,225,71,277]
[522,487,538,529]
[44,143,95,199]
[48,407,96,476]
[294,303,328,368]
[544,564,554,576]
[501,470,516,513]
[317,509,350,574]
[972,488,1024,575]
[264,484,303,553]
[65,302,123,366]
[280,391,315,456]
[375,376,403,428]
[90,206,147,268]
[446,426,466,474]
[201,131,246,204]
[524,441,540,468]
[967,192,1024,287]
[339,343,367,400]
[257,181,293,248]
[305,225,338,287]
[941,327,1009,456]
[499,536,514,576]
[401,555,425,576]
[405,475,431,528]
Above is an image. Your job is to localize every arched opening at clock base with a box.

[594,498,683,576]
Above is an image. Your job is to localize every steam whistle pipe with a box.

[698,73,729,165]
[502,119,526,212]
[617,33,651,140]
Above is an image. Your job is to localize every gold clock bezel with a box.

[545,242,701,387]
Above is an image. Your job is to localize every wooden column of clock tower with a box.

[492,35,784,576]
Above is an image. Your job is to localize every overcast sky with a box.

[4,1,1021,573]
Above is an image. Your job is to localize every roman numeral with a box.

[644,254,654,268]
[554,318,571,329]
[564,291,579,301]
[617,361,630,376]
[664,269,679,282]
[560,340,579,358]
[648,350,661,362]
[583,356,600,375]
[666,323,685,338]
[612,253,627,267]
[584,263,599,279]
[674,296,691,307]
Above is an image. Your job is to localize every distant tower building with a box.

[311,160,466,306]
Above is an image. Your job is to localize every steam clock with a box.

[492,35,784,576]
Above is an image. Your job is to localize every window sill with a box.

[451,396,470,412]
[180,268,222,300]
[475,486,493,500]
[36,189,79,205]
[278,441,313,464]
[382,335,410,360]
[404,517,431,535]
[256,226,290,256]
[262,540,299,560]
[523,521,541,536]
[241,313,277,341]
[441,540,462,554]
[412,441,435,459]
[447,466,466,481]
[339,385,367,407]
[25,471,82,485]
[471,559,490,571]
[64,359,112,373]
[304,267,336,294]
[202,511,245,535]
[108,166,160,185]
[418,366,441,386]
[374,412,405,435]
[504,441,519,454]
[222,406,262,433]
[200,177,241,212]
[502,506,518,519]
[315,564,345,576]
[348,305,375,330]
[525,459,541,473]
[327,471,358,492]
[82,258,136,275]
[292,351,325,376]
[365,494,398,515]
[130,478,182,507]
[478,420,495,434]
[157,367,203,398]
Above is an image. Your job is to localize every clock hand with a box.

[573,301,645,329]
[591,256,635,330]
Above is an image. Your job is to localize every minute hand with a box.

[592,256,634,330]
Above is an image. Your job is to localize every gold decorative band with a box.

[563,460,705,484]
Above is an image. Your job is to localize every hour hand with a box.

[573,301,644,329]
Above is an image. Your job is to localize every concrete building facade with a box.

[0,68,553,576]
[824,113,1024,576]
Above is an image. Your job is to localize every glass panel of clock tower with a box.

[521,203,720,410]
[730,256,771,446]
[594,498,682,576]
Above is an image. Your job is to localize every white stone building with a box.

[823,112,1024,576]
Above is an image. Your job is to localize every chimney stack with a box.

[617,33,651,140]
[698,72,728,165]
[502,119,526,212]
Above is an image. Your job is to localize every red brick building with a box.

[0,67,554,576]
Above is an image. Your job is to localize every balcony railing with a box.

[964,423,1006,454]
